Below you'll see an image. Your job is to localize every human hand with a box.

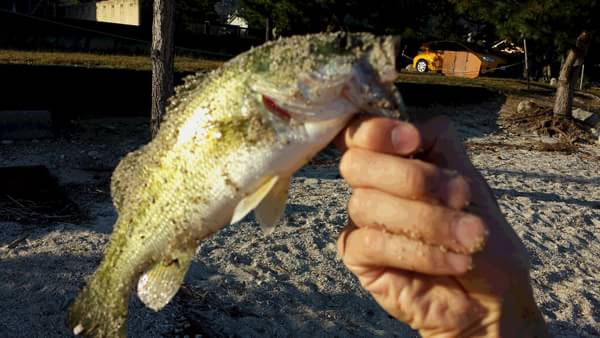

[334,116,548,337]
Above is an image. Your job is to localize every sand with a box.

[1,102,598,337]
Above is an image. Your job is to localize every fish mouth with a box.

[254,61,405,123]
[258,90,357,123]
[260,89,403,123]
[262,95,292,121]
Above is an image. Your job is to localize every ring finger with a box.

[338,222,473,275]
[348,188,487,254]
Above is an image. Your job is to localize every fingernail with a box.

[447,252,471,273]
[454,215,486,251]
[391,123,417,154]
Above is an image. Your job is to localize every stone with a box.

[303,178,319,185]
[517,100,541,115]
[572,108,600,128]
[539,136,559,144]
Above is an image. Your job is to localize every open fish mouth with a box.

[251,38,406,124]
[252,77,357,123]
[262,95,292,121]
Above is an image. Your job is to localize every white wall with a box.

[65,0,140,26]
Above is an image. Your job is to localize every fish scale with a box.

[67,32,406,337]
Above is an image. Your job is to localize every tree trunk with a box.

[150,0,175,138]
[553,31,591,118]
[265,17,271,41]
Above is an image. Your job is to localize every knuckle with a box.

[356,121,379,147]
[422,247,444,270]
[413,203,433,227]
[347,191,365,221]
[400,164,428,197]
[336,228,351,259]
[361,230,385,260]
[353,117,392,148]
[347,189,376,226]
[339,149,361,179]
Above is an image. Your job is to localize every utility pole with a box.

[579,64,585,90]
[523,38,529,90]
[265,17,270,42]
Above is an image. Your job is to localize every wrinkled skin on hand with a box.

[334,116,549,337]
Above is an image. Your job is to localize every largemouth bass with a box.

[67,32,406,337]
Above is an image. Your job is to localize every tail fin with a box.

[66,275,129,337]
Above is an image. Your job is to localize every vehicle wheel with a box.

[416,60,428,73]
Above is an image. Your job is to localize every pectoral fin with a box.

[255,175,290,235]
[137,246,196,311]
[230,176,279,225]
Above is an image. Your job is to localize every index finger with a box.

[334,115,422,156]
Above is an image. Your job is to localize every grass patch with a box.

[397,71,600,113]
[588,86,600,97]
[0,49,225,72]
[1,49,597,112]
[396,71,554,94]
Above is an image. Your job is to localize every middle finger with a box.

[340,148,471,209]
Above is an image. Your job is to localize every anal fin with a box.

[137,246,196,311]
[230,176,279,225]
[254,175,290,235]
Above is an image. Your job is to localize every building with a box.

[65,0,140,26]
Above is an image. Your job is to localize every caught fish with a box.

[67,32,406,337]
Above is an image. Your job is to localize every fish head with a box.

[246,33,406,136]
[238,32,407,172]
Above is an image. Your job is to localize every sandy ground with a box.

[1,102,599,337]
